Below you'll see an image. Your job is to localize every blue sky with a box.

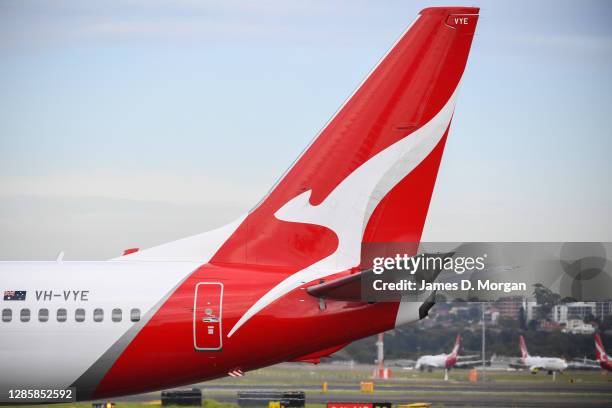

[1,1,611,260]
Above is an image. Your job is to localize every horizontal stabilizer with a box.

[306,252,454,301]
[306,272,363,301]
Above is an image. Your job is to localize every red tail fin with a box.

[214,7,480,267]
[450,334,461,358]
[519,335,530,360]
[218,8,480,337]
[595,333,609,362]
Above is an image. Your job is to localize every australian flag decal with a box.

[4,290,27,301]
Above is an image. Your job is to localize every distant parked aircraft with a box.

[594,333,612,371]
[414,335,485,380]
[518,335,568,375]
[566,334,612,371]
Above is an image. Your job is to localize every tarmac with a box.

[117,377,612,408]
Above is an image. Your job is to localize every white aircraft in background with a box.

[413,335,482,380]
[595,333,612,371]
[519,335,568,375]
[571,333,612,371]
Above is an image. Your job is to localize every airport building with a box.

[552,302,596,324]
[595,301,612,321]
[495,296,524,319]
[523,301,539,321]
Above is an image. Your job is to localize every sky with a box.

[0,0,611,260]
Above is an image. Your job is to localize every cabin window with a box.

[38,308,49,322]
[112,308,122,322]
[75,308,85,322]
[57,308,67,322]
[93,308,104,322]
[20,308,30,322]
[2,309,11,322]
[130,308,141,322]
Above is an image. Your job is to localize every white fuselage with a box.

[0,261,198,390]
[415,353,449,369]
[523,356,568,372]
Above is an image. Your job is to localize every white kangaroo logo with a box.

[228,86,459,337]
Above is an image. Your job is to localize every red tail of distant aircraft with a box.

[447,334,461,367]
[0,7,479,401]
[595,333,612,371]
[519,335,530,361]
[415,334,464,372]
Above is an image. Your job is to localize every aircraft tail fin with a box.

[117,8,479,269]
[214,7,480,338]
[595,333,609,362]
[519,335,530,360]
[212,7,480,267]
[450,334,461,358]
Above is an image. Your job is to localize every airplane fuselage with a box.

[415,353,456,370]
[0,261,417,400]
[522,356,568,373]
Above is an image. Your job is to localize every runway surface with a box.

[117,379,612,408]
